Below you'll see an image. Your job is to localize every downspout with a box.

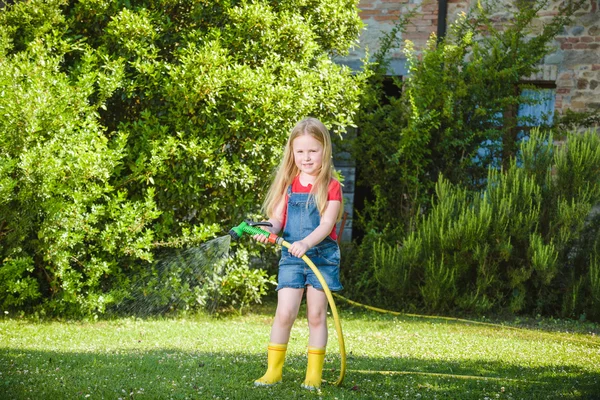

[437,0,449,43]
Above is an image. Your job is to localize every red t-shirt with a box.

[282,177,342,240]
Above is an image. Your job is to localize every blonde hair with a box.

[263,117,343,221]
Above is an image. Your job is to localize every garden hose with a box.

[229,220,346,387]
[332,294,600,347]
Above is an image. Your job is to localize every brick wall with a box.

[550,1,600,112]
[347,0,439,70]
[346,0,600,113]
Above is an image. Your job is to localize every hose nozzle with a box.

[229,220,279,243]
[227,228,241,241]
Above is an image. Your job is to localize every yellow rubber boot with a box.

[301,347,326,390]
[254,343,287,386]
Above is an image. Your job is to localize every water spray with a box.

[116,235,232,316]
[229,220,347,387]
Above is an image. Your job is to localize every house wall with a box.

[335,0,600,241]
[350,0,600,111]
[333,146,356,243]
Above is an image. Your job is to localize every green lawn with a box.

[1,303,599,399]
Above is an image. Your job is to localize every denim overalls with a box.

[276,185,343,292]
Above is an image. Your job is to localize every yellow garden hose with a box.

[332,293,600,347]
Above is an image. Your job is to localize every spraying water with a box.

[115,235,232,316]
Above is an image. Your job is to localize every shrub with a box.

[376,130,600,320]
[349,0,589,317]
[0,0,365,315]
[110,237,275,316]
[0,25,161,314]
[211,249,277,315]
[352,0,585,235]
[64,0,365,242]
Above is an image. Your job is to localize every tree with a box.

[352,0,585,237]
[0,0,365,315]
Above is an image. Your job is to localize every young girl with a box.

[253,117,343,390]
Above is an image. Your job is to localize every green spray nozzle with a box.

[228,220,275,242]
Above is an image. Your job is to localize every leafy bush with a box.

[111,238,275,316]
[348,0,591,317]
[211,249,277,315]
[352,0,585,236]
[376,130,600,320]
[0,23,161,314]
[0,0,365,315]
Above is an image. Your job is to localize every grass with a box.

[1,302,599,399]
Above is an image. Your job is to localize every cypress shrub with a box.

[375,130,600,320]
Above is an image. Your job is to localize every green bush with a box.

[212,248,277,315]
[0,0,365,316]
[376,130,600,320]
[111,238,275,316]
[348,0,590,316]
[352,0,585,236]
[0,24,161,314]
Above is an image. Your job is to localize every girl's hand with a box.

[289,240,310,258]
[252,224,276,244]
[253,232,271,244]
[251,218,282,245]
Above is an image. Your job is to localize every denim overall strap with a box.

[282,184,321,243]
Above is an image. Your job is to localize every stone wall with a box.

[551,1,600,112]
[344,0,439,74]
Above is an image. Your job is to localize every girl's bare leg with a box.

[305,285,328,348]
[255,288,304,386]
[302,285,329,390]
[270,287,304,344]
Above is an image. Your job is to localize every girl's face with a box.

[292,134,323,178]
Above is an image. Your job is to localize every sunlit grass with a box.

[1,303,599,399]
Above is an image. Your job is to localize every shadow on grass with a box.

[2,347,599,399]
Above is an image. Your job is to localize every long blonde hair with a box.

[263,117,343,220]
